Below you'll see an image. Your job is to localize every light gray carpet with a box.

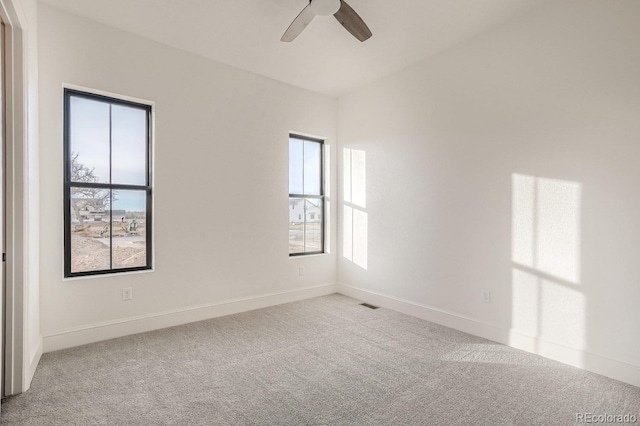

[2,294,639,425]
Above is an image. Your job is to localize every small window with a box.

[289,134,324,255]
[64,89,152,277]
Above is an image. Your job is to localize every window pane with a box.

[111,190,148,269]
[304,199,323,252]
[70,186,111,273]
[69,96,110,183]
[112,104,147,185]
[289,138,303,194]
[303,141,321,195]
[289,197,304,254]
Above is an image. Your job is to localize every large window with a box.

[64,89,152,277]
[289,134,324,255]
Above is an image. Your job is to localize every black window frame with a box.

[289,134,325,257]
[63,88,153,277]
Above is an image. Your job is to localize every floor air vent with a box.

[360,303,380,310]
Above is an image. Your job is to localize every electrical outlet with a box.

[122,288,133,301]
[299,266,305,276]
[481,290,491,303]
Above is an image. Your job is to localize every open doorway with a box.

[0,17,5,404]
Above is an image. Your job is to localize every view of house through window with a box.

[64,89,152,277]
[289,134,324,255]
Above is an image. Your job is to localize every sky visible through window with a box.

[289,138,321,195]
[70,96,147,211]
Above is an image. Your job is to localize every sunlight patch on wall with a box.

[512,268,585,349]
[512,174,535,267]
[511,174,584,351]
[343,148,351,203]
[352,208,368,268]
[351,149,366,208]
[512,174,581,283]
[343,205,353,261]
[511,268,538,337]
[343,148,368,269]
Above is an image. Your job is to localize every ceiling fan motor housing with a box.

[311,0,341,16]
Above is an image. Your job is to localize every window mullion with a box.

[109,104,113,271]
[288,193,321,199]
[303,197,307,252]
[69,182,150,191]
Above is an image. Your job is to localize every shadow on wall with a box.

[343,148,368,270]
[511,174,585,359]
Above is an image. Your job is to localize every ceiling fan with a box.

[281,0,372,42]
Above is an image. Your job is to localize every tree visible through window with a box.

[289,135,324,255]
[64,89,152,277]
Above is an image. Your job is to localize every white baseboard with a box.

[44,283,338,353]
[25,336,43,391]
[338,283,640,388]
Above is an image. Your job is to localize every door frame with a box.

[0,0,31,398]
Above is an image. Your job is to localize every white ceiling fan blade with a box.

[334,0,372,42]
[281,4,316,42]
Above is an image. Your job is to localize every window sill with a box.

[289,252,330,259]
[63,267,155,282]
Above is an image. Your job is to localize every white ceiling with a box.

[40,0,544,97]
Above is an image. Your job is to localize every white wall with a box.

[38,4,337,351]
[338,0,640,386]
